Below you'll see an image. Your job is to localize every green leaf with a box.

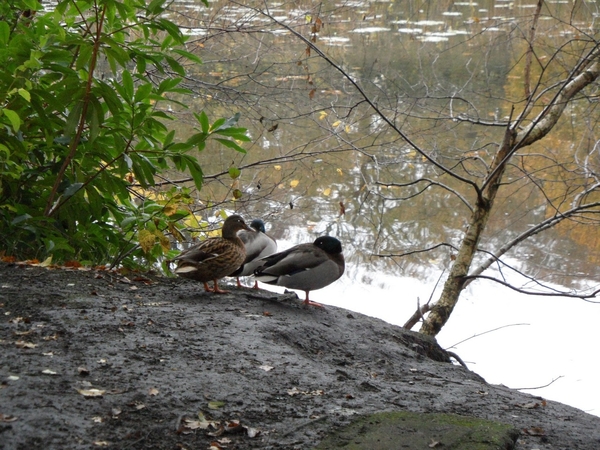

[64,182,84,198]
[18,89,31,102]
[134,83,153,102]
[147,0,167,14]
[228,167,241,179]
[213,113,241,131]
[186,132,208,147]
[2,109,21,132]
[0,21,9,46]
[172,49,202,64]
[121,70,134,102]
[165,56,185,77]
[195,111,210,134]
[214,138,247,154]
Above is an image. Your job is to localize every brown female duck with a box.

[173,215,251,293]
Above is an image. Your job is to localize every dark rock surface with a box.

[1,262,599,449]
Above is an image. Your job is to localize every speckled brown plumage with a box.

[173,215,251,293]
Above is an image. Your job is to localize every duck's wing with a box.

[175,239,234,265]
[254,243,325,277]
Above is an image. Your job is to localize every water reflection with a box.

[161,0,600,294]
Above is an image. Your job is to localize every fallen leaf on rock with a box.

[42,352,54,357]
[246,426,260,438]
[0,414,18,422]
[207,425,225,437]
[77,388,106,398]
[224,420,243,433]
[523,426,545,436]
[429,439,442,448]
[287,387,325,397]
[518,401,541,409]
[43,334,58,341]
[13,330,33,336]
[209,442,224,450]
[78,366,90,376]
[258,365,274,372]
[148,387,159,396]
[93,441,110,447]
[92,416,103,423]
[208,400,225,410]
[15,340,37,349]
[41,369,57,375]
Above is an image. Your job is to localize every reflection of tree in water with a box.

[159,0,600,331]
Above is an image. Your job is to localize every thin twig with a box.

[446,323,530,349]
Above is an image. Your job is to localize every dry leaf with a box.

[41,369,57,375]
[77,388,106,398]
[208,400,225,410]
[290,179,299,188]
[15,340,37,349]
[246,426,261,438]
[258,365,274,372]
[0,414,17,423]
[148,387,159,396]
[523,426,545,436]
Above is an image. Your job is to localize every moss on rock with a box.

[315,411,519,449]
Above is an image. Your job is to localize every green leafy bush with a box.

[0,0,249,269]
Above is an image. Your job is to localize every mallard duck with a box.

[173,215,251,293]
[253,236,345,307]
[229,218,278,288]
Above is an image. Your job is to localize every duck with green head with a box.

[173,215,252,293]
[253,236,345,307]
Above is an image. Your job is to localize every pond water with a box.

[156,0,600,416]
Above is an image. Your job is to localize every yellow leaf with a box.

[332,120,341,127]
[168,223,185,242]
[163,204,177,216]
[138,229,155,253]
[39,256,53,267]
[319,111,328,120]
[274,165,282,171]
[290,179,299,188]
[336,168,343,176]
[323,188,331,196]
[156,231,171,252]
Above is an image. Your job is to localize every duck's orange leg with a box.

[212,279,230,294]
[303,292,324,308]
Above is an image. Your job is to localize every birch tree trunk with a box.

[420,53,600,337]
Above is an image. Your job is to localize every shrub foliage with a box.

[0,0,249,268]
